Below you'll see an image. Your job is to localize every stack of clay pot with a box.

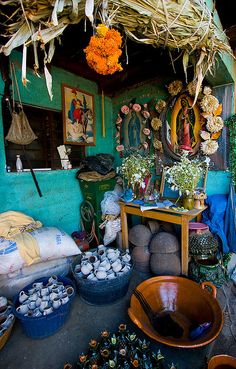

[128,224,152,273]
[149,231,181,276]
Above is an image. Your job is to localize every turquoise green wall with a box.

[0,52,114,235]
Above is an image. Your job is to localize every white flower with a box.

[165,152,205,196]
[200,95,219,114]
[203,86,212,95]
[206,116,224,133]
[201,140,219,155]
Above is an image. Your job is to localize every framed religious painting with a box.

[160,93,203,160]
[62,84,96,146]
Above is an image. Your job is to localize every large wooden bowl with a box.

[128,276,223,348]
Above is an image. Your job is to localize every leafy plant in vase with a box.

[165,151,209,210]
[118,151,155,200]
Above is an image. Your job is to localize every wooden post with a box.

[102,90,105,137]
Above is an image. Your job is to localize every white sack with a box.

[0,256,74,299]
[0,227,81,275]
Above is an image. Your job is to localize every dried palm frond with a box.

[0,0,234,101]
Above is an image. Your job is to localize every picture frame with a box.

[62,84,96,146]
[160,93,202,160]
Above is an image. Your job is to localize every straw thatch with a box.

[0,0,233,101]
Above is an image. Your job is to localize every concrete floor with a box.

[0,270,235,369]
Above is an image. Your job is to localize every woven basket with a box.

[0,317,15,350]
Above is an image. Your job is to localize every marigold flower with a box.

[84,28,123,75]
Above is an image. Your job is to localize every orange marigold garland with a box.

[84,25,123,75]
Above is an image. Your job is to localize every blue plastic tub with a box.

[13,276,76,339]
[72,264,133,305]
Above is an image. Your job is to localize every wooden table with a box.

[119,201,207,276]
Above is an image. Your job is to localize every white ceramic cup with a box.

[0,296,8,309]
[33,282,44,290]
[48,275,58,284]
[112,260,122,273]
[49,292,58,301]
[19,291,29,304]
[96,270,107,280]
[39,300,49,312]
[61,294,69,305]
[16,304,29,315]
[65,286,74,297]
[29,292,39,301]
[43,306,53,315]
[28,287,37,295]
[0,305,12,317]
[1,314,14,329]
[41,287,49,296]
[52,297,61,310]
[33,308,42,317]
[0,327,6,336]
[28,301,36,310]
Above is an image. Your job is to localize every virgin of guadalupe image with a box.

[170,94,201,155]
[122,110,145,149]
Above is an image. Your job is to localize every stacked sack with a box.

[0,211,81,298]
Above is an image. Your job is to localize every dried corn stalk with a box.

[0,0,233,101]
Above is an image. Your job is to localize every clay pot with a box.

[149,232,180,253]
[159,221,176,233]
[150,252,181,276]
[128,224,152,247]
[208,355,236,369]
[131,245,151,272]
[147,220,160,234]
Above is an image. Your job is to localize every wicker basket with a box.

[0,317,15,350]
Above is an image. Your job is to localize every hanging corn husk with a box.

[0,0,233,100]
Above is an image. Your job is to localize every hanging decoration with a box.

[84,24,123,75]
[0,1,233,100]
[198,86,223,155]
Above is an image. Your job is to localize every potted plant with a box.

[165,152,208,209]
[118,152,155,199]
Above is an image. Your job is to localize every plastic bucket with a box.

[13,276,76,339]
[72,265,133,305]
